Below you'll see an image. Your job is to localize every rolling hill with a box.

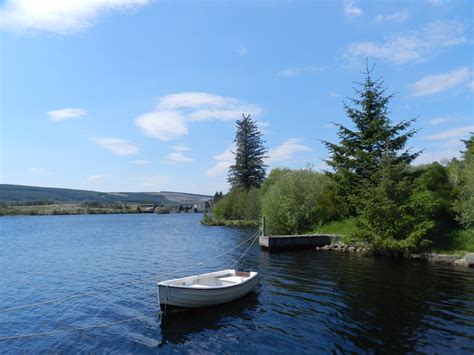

[0,184,212,205]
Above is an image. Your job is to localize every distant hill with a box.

[0,184,211,205]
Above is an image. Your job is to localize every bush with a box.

[261,169,331,235]
[453,135,474,227]
[212,188,261,221]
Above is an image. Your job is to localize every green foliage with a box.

[262,169,332,235]
[354,157,435,253]
[228,114,268,190]
[211,188,261,221]
[412,162,455,223]
[322,65,419,216]
[453,135,474,227]
[310,218,358,236]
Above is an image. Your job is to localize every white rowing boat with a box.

[157,269,259,311]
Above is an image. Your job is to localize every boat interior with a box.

[161,270,254,288]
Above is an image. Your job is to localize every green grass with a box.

[0,203,140,216]
[309,218,358,242]
[431,228,474,256]
[201,214,259,228]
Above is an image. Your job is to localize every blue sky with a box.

[1,0,473,195]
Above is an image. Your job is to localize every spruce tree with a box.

[228,114,268,190]
[322,64,420,216]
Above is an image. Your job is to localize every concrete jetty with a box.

[259,233,340,251]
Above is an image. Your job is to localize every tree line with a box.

[204,65,473,254]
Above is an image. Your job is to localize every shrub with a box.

[212,188,261,221]
[262,169,331,235]
[453,135,474,228]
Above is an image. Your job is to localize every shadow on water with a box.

[257,250,474,353]
[158,292,259,346]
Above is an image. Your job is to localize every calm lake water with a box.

[1,214,473,353]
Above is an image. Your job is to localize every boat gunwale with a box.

[157,270,259,291]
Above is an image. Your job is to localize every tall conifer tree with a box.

[322,64,420,216]
[228,114,268,190]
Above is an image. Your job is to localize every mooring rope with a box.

[0,315,151,341]
[229,230,261,269]
[0,228,262,314]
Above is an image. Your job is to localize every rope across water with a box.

[0,228,262,341]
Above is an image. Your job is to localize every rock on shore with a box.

[316,242,474,268]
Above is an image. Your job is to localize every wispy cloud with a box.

[129,160,152,165]
[424,125,474,141]
[345,21,467,65]
[267,139,311,163]
[87,174,110,181]
[428,116,454,126]
[328,92,341,98]
[409,66,471,97]
[166,146,194,163]
[0,0,150,34]
[30,167,47,174]
[136,92,262,141]
[48,108,87,122]
[277,66,325,78]
[343,0,363,18]
[374,10,409,23]
[427,115,472,126]
[91,137,139,156]
[206,144,235,177]
[236,45,248,56]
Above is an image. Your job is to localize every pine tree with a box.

[228,114,268,190]
[322,64,420,216]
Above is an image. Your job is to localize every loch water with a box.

[1,214,473,353]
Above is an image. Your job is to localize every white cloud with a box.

[277,66,326,78]
[135,92,262,141]
[206,144,235,177]
[267,138,311,163]
[236,45,248,56]
[172,145,190,152]
[427,0,444,6]
[87,174,110,181]
[129,160,152,165]
[166,146,194,163]
[167,152,194,163]
[415,135,465,165]
[91,137,139,156]
[48,108,87,122]
[428,116,453,125]
[135,111,188,141]
[345,21,467,64]
[374,11,409,23]
[30,167,47,174]
[344,0,363,18]
[409,67,471,97]
[424,126,474,141]
[328,92,341,98]
[0,0,150,34]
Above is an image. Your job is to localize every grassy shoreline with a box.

[201,214,259,228]
[0,203,146,216]
[309,218,474,256]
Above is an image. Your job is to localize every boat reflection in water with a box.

[159,291,259,345]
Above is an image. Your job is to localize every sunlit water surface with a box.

[1,214,473,353]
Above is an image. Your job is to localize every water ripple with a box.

[1,214,473,353]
